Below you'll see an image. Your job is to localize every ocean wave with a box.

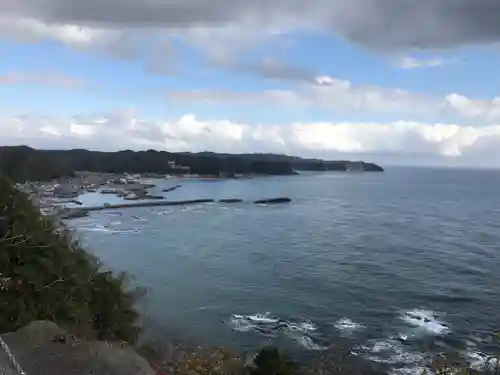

[78,224,140,234]
[466,338,500,371]
[467,351,500,371]
[334,318,365,334]
[180,205,207,213]
[400,309,450,335]
[354,308,451,374]
[229,315,256,333]
[228,313,325,350]
[287,333,328,351]
[154,209,173,216]
[359,338,427,371]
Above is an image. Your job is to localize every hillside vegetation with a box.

[0,146,383,182]
[0,175,141,341]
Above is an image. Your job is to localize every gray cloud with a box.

[145,37,179,75]
[4,0,500,49]
[0,72,84,88]
[217,57,318,83]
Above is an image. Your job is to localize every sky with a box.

[3,1,500,166]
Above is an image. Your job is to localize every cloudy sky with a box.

[3,0,500,166]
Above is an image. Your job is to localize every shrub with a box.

[250,347,301,375]
[0,175,141,342]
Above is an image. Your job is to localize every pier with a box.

[61,197,291,218]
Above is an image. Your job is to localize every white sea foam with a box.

[79,224,140,234]
[395,332,420,343]
[228,313,279,333]
[155,209,173,216]
[467,351,500,370]
[400,309,449,335]
[371,340,397,354]
[286,321,317,333]
[248,313,279,324]
[334,318,365,334]
[228,313,324,350]
[291,334,327,351]
[360,338,427,374]
[79,225,112,233]
[465,339,500,371]
[362,308,449,374]
[229,315,255,332]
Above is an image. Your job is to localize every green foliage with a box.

[0,175,141,342]
[250,347,301,375]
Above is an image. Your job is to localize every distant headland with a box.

[0,145,383,182]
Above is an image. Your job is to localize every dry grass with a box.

[171,347,245,375]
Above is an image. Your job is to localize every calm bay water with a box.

[70,167,500,374]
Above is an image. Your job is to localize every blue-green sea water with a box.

[69,167,500,374]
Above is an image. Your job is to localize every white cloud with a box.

[395,57,451,70]
[39,125,61,137]
[168,77,500,123]
[168,83,429,117]
[3,110,500,166]
[69,123,96,137]
[307,77,434,115]
[444,94,500,122]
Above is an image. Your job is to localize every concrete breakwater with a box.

[61,197,291,218]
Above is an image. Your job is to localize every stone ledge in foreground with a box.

[2,321,155,375]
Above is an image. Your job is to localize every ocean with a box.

[69,167,500,374]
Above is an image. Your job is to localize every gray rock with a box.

[2,321,155,375]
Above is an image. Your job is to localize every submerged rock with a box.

[143,195,164,200]
[60,209,89,219]
[162,185,182,193]
[219,199,243,203]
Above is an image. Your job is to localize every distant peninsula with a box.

[0,146,383,182]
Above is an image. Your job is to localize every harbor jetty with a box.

[14,171,292,219]
[254,197,292,204]
[61,197,292,218]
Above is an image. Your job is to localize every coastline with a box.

[4,171,500,371]
[0,145,384,183]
